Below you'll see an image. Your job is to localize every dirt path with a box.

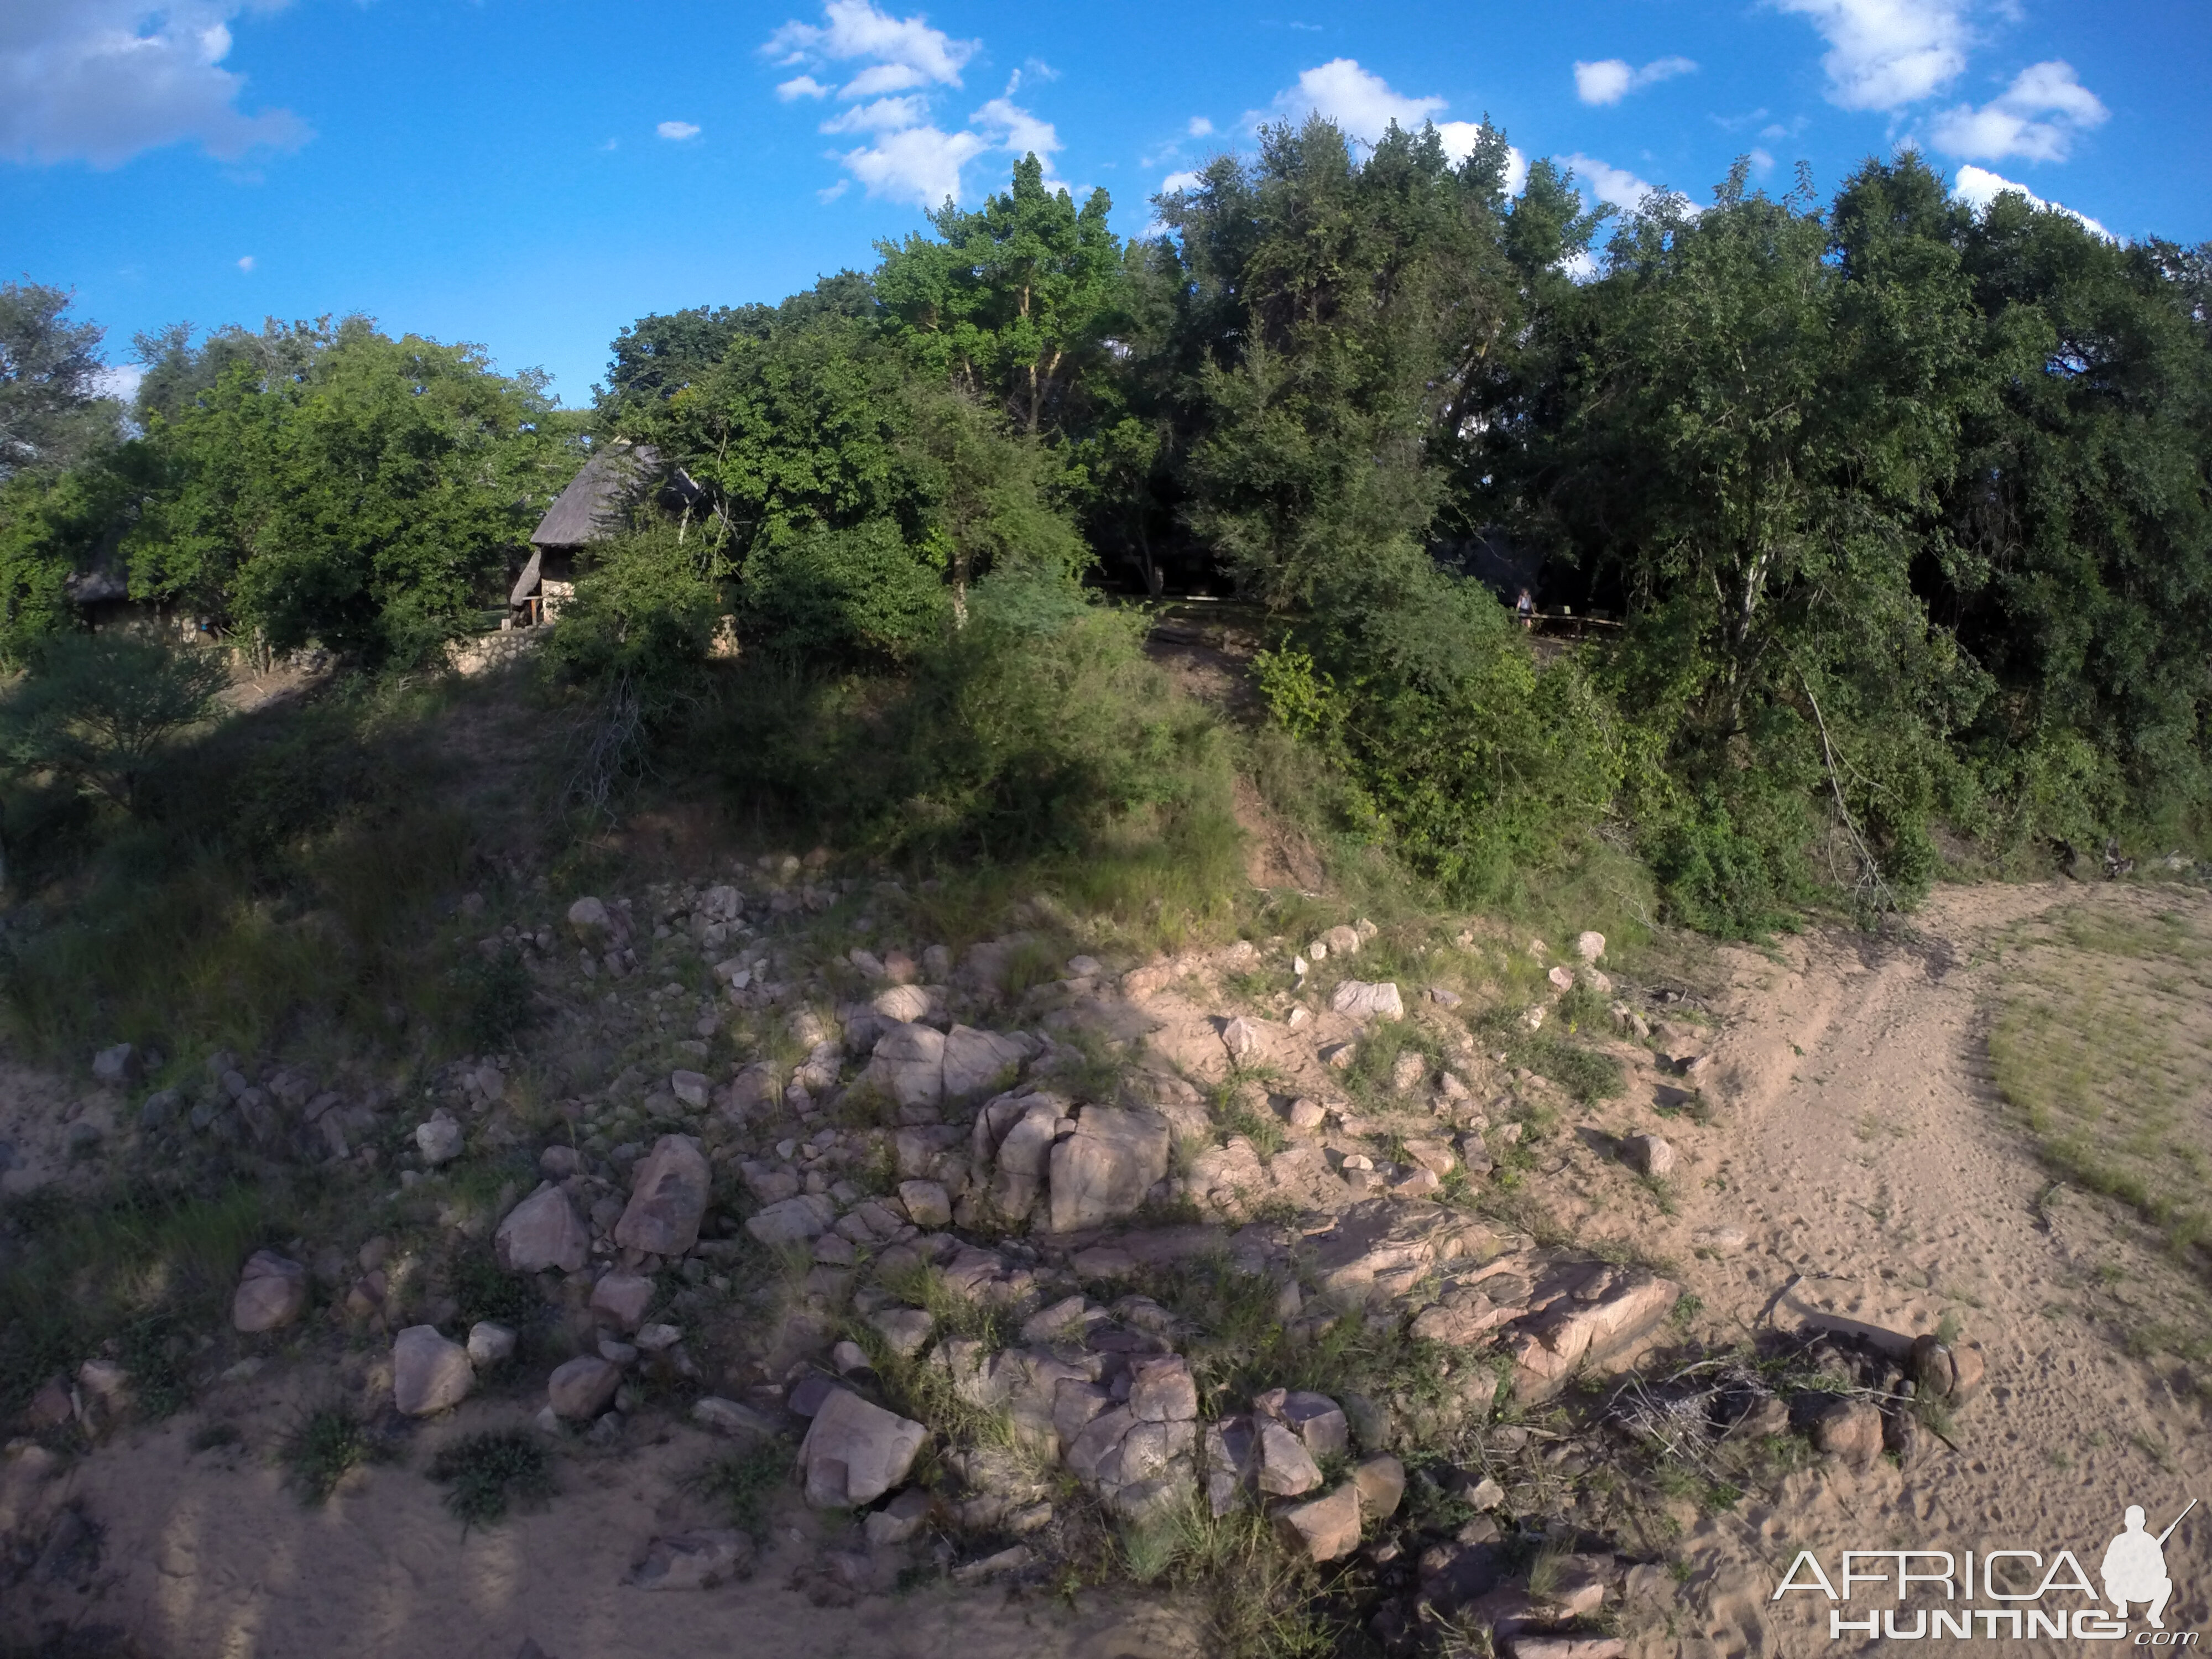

[1611,882,2212,1656]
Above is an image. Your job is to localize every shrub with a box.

[428,1429,554,1526]
[0,632,230,816]
[737,519,948,665]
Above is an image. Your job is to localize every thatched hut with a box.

[515,441,679,624]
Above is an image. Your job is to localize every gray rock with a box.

[898,1178,952,1229]
[941,1025,1034,1101]
[467,1322,517,1366]
[724,1061,781,1120]
[863,1486,933,1547]
[1275,1481,1361,1562]
[613,1135,709,1256]
[1220,1017,1263,1063]
[800,1387,928,1508]
[745,1193,836,1244]
[669,1070,709,1109]
[1623,1133,1675,1178]
[866,1021,946,1113]
[629,1528,753,1590]
[692,1396,780,1438]
[414,1110,463,1166]
[872,984,933,1024]
[567,896,613,945]
[1328,980,1405,1021]
[867,1308,936,1359]
[1126,1355,1198,1423]
[1321,925,1363,957]
[1352,1453,1405,1520]
[984,1097,1063,1222]
[139,1088,182,1130]
[547,1355,622,1420]
[589,1271,655,1331]
[392,1326,473,1416]
[495,1185,590,1275]
[1574,931,1606,962]
[1254,1420,1322,1496]
[91,1042,138,1086]
[231,1250,309,1333]
[1046,1105,1171,1233]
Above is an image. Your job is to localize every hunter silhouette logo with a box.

[2105,1501,2194,1630]
[1772,1497,2201,1642]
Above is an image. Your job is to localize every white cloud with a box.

[1574,55,1697,106]
[1564,153,1665,213]
[769,2,1065,208]
[1929,59,2106,163]
[836,124,988,207]
[1748,146,1776,174]
[764,1,977,94]
[970,96,1060,164]
[1,0,310,168]
[236,253,253,271]
[1951,162,2112,239]
[1160,168,1203,194]
[1772,0,1971,111]
[818,178,849,202]
[656,120,701,140]
[818,95,927,134]
[1188,116,1213,138]
[1264,58,1446,143]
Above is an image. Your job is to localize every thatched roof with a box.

[530,442,662,551]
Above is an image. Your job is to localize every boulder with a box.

[629,1529,753,1590]
[495,1185,590,1274]
[1909,1334,1985,1405]
[547,1355,622,1420]
[1220,1017,1264,1063]
[898,1179,952,1229]
[872,984,934,1024]
[91,1043,138,1086]
[868,1308,936,1360]
[1275,1481,1361,1562]
[1574,931,1606,962]
[589,1271,655,1331]
[1352,1454,1405,1521]
[1308,1201,1517,1303]
[941,1025,1034,1101]
[866,1022,946,1113]
[1287,1097,1326,1131]
[1127,1355,1198,1423]
[1329,980,1404,1022]
[986,1098,1064,1223]
[566,896,613,944]
[747,1193,838,1245]
[613,1135,710,1256]
[1254,1420,1322,1497]
[414,1110,463,1165]
[1267,1390,1349,1460]
[466,1322,516,1366]
[391,1326,473,1416]
[1623,1134,1675,1179]
[231,1250,309,1333]
[1390,1051,1427,1092]
[1321,925,1363,957]
[669,1070,710,1109]
[1046,1105,1172,1233]
[1802,1395,1885,1467]
[864,1487,934,1547]
[1508,1269,1682,1400]
[693,1396,780,1438]
[800,1387,928,1509]
[724,1062,781,1119]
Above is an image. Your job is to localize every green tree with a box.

[0,283,121,479]
[875,155,1124,437]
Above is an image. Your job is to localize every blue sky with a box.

[7,0,2206,409]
